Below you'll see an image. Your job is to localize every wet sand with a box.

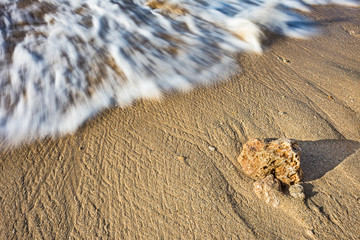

[0,5,359,239]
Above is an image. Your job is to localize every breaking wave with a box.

[0,0,357,145]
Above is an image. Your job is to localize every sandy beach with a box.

[1,5,359,239]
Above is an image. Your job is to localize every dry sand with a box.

[1,5,359,240]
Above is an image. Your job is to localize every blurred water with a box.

[0,0,357,145]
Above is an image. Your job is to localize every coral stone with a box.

[238,138,303,185]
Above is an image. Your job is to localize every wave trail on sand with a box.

[0,0,357,145]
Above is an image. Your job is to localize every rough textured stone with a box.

[253,174,282,207]
[289,184,305,200]
[238,138,303,185]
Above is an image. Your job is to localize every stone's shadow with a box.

[298,139,360,182]
[302,183,318,198]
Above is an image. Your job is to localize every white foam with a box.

[0,0,357,145]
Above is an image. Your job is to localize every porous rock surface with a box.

[238,138,303,185]
[253,174,282,207]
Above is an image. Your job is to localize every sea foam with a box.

[0,0,357,145]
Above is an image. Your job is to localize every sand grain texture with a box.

[1,6,360,239]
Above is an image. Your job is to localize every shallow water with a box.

[0,0,356,145]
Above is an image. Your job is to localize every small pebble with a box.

[306,229,316,239]
[289,184,305,200]
[209,146,216,151]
